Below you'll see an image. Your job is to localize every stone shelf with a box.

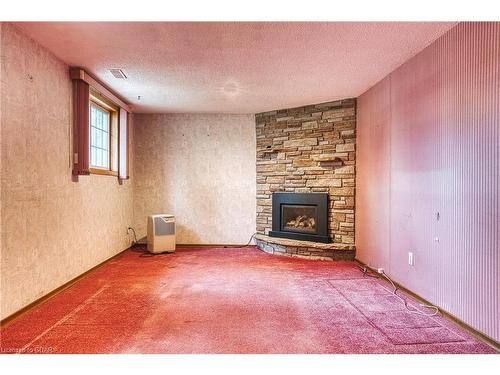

[311,154,343,162]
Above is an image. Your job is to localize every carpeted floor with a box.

[0,246,497,354]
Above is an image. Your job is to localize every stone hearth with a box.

[255,99,356,260]
[255,234,355,261]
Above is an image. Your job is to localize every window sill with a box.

[89,168,118,177]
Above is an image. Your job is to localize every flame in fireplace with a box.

[285,215,316,231]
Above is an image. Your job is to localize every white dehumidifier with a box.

[147,214,176,254]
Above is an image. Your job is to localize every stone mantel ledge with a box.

[255,234,354,250]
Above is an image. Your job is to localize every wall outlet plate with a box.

[408,252,414,266]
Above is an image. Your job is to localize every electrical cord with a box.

[127,227,138,245]
[358,266,439,317]
[140,232,257,256]
[139,250,170,258]
[223,232,257,248]
[381,271,439,317]
[127,227,164,257]
[129,225,256,253]
[141,232,258,256]
[357,265,379,278]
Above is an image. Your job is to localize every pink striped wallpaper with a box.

[356,22,499,342]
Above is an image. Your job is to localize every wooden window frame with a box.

[118,108,130,181]
[70,67,130,181]
[89,100,118,177]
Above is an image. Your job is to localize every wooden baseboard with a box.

[355,259,500,352]
[0,246,131,328]
[97,242,253,250]
[135,242,253,248]
[177,244,253,247]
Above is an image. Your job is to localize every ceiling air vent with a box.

[109,69,127,79]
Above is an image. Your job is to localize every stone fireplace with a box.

[254,99,356,260]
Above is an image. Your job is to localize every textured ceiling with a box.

[14,22,455,114]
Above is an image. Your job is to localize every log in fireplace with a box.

[269,192,330,243]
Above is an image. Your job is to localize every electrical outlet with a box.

[408,252,414,266]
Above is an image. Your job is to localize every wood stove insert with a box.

[269,192,330,243]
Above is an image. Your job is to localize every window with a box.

[71,67,129,180]
[88,89,119,176]
[90,103,111,170]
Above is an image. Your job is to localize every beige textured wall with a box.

[0,23,134,319]
[133,114,256,244]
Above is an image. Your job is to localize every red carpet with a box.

[0,246,497,354]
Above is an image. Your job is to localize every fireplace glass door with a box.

[281,204,318,234]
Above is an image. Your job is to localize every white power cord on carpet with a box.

[357,265,379,278]
[223,232,257,248]
[380,270,440,317]
[359,265,439,317]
